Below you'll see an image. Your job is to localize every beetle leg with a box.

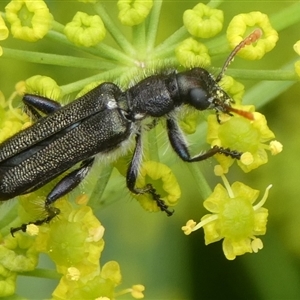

[10,158,94,236]
[45,157,95,206]
[166,117,242,162]
[126,133,174,216]
[23,94,62,120]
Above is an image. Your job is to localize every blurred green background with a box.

[1,1,300,299]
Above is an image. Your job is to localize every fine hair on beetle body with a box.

[0,30,260,235]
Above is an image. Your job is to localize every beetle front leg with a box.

[126,133,173,216]
[166,117,242,162]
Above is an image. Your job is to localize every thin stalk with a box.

[2,48,117,70]
[20,268,60,280]
[59,67,128,95]
[146,0,163,52]
[94,2,136,56]
[46,30,135,66]
[187,163,212,200]
[132,22,146,58]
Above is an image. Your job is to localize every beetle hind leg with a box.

[10,205,60,237]
[10,158,94,236]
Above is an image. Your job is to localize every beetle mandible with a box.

[0,30,260,235]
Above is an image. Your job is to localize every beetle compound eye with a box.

[189,88,209,110]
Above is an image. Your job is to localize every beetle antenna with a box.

[216,29,262,82]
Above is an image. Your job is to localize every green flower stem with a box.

[225,69,298,81]
[0,203,18,237]
[270,1,300,31]
[88,164,114,210]
[46,30,135,66]
[187,163,212,200]
[59,66,128,96]
[21,268,60,280]
[151,44,180,60]
[132,23,146,58]
[243,61,297,108]
[94,2,136,56]
[146,0,163,52]
[52,20,65,34]
[147,127,160,162]
[153,26,189,53]
[2,47,117,70]
[207,0,224,9]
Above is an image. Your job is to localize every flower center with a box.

[19,4,34,28]
[218,117,260,152]
[219,197,254,240]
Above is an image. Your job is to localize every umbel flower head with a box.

[207,109,283,173]
[182,166,272,260]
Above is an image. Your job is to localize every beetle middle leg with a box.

[10,157,94,235]
[126,133,174,216]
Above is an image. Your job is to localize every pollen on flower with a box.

[87,225,105,243]
[131,284,145,299]
[269,140,283,155]
[240,152,254,165]
[293,40,300,55]
[26,224,39,236]
[214,165,225,176]
[251,237,263,253]
[76,194,89,205]
[66,267,81,281]
[181,220,197,235]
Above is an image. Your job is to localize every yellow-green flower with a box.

[64,11,106,47]
[35,199,105,278]
[115,284,146,299]
[25,75,61,100]
[293,40,300,78]
[179,109,202,135]
[0,264,17,297]
[0,86,30,143]
[175,38,211,68]
[118,0,153,26]
[5,0,53,42]
[207,110,282,173]
[0,15,9,56]
[0,233,38,272]
[182,167,271,260]
[183,3,223,38]
[134,161,181,212]
[227,11,278,60]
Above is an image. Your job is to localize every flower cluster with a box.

[0,0,298,297]
[182,166,271,260]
